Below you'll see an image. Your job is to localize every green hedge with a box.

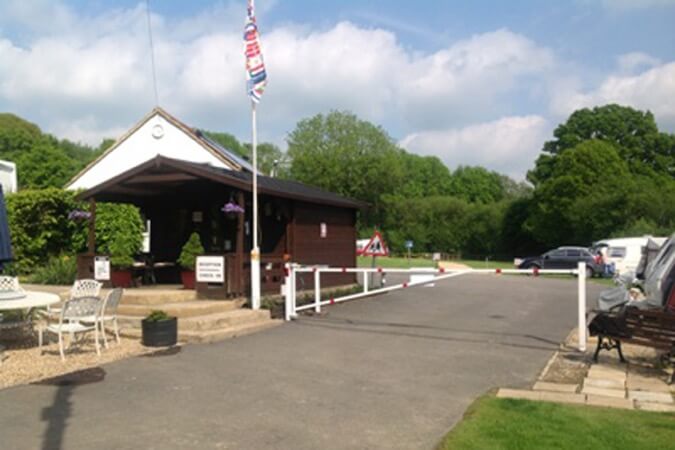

[6,188,143,273]
[6,188,80,272]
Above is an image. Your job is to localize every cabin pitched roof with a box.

[77,155,367,210]
[66,107,251,189]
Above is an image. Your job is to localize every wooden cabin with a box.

[67,108,365,296]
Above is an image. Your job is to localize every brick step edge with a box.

[120,292,198,306]
[117,300,243,318]
[117,308,269,330]
[119,319,282,344]
[179,320,282,344]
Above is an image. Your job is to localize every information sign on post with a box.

[94,256,110,281]
[196,256,225,283]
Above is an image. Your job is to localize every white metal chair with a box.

[41,278,103,320]
[38,296,102,361]
[80,288,123,348]
[70,279,102,299]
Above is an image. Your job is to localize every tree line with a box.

[1,104,673,260]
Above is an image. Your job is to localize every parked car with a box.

[591,236,667,275]
[517,246,602,277]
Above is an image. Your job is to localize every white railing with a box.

[283,262,588,352]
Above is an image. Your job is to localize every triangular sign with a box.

[361,231,389,257]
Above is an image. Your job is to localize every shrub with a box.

[177,232,204,270]
[6,188,80,272]
[29,254,77,285]
[6,188,144,273]
[144,310,173,322]
[87,203,144,268]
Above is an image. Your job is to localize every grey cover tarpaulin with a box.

[0,186,12,264]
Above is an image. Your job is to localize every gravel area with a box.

[539,327,672,384]
[0,333,169,390]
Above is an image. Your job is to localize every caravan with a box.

[593,236,667,275]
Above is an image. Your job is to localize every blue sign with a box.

[405,240,413,249]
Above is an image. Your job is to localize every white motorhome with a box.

[593,236,667,274]
[0,160,17,193]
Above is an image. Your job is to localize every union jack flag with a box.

[244,0,267,103]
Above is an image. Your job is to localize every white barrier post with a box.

[577,261,587,352]
[284,263,291,321]
[290,264,297,319]
[363,269,369,293]
[314,269,321,313]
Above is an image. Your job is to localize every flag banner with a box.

[244,0,267,103]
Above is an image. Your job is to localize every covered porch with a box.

[76,155,362,298]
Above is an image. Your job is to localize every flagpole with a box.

[250,100,261,310]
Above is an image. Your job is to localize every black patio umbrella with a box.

[0,185,13,268]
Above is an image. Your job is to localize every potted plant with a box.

[110,252,134,288]
[141,310,177,347]
[177,232,204,289]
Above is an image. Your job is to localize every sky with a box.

[0,0,674,179]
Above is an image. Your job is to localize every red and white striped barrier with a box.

[283,262,588,352]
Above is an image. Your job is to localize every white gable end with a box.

[67,113,233,190]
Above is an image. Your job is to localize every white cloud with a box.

[399,116,551,180]
[617,52,661,73]
[0,0,557,151]
[551,62,675,129]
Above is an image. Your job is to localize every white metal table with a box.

[0,291,61,364]
[0,291,61,311]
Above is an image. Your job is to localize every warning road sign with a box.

[361,231,389,257]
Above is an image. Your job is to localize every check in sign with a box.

[196,256,225,283]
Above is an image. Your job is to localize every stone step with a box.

[178,309,272,332]
[120,289,197,306]
[179,319,282,344]
[118,300,242,318]
[119,318,282,344]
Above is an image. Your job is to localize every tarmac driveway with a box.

[0,274,603,449]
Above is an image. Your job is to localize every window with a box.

[548,250,565,258]
[566,250,582,257]
[608,247,626,258]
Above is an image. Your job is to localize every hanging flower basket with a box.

[221,202,244,219]
[68,210,91,221]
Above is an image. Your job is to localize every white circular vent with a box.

[152,124,164,139]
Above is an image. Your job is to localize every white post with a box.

[291,265,297,318]
[363,270,369,293]
[284,263,291,321]
[250,101,261,310]
[577,261,587,352]
[314,269,321,313]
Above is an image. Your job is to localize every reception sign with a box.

[196,256,225,283]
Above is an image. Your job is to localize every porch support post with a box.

[87,198,96,254]
[236,192,245,296]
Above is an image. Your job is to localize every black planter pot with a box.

[141,317,177,347]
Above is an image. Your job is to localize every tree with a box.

[287,111,405,226]
[397,153,453,198]
[202,130,286,176]
[201,130,247,157]
[527,140,633,246]
[448,166,505,203]
[528,104,673,185]
[243,142,285,176]
[0,113,100,189]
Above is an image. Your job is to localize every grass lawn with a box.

[357,255,437,268]
[356,256,514,270]
[438,395,675,450]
